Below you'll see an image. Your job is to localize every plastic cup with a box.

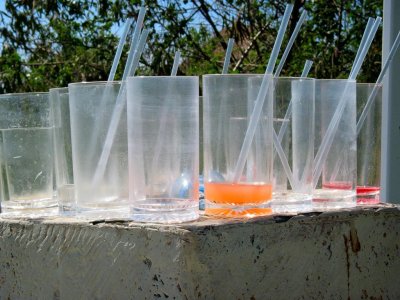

[267,77,315,213]
[272,118,290,191]
[127,76,199,223]
[356,83,382,205]
[0,92,56,214]
[203,74,273,217]
[313,79,357,209]
[50,88,75,214]
[68,82,129,217]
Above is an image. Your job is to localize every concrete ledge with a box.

[0,205,399,299]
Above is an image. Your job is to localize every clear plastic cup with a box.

[356,83,382,205]
[0,92,56,214]
[127,76,199,223]
[50,88,75,214]
[203,74,273,218]
[267,77,315,213]
[68,82,129,217]
[313,79,357,209]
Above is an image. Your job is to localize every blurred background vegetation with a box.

[0,0,382,94]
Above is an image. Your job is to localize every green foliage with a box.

[0,0,383,93]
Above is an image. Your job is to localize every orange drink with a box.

[205,182,272,205]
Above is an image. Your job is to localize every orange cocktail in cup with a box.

[205,182,273,217]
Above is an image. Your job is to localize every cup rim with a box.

[203,74,265,78]
[68,81,121,87]
[274,76,315,81]
[315,78,356,83]
[49,87,68,92]
[356,82,383,88]
[128,76,199,79]
[0,92,49,98]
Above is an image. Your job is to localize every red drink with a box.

[356,186,380,205]
[322,181,352,190]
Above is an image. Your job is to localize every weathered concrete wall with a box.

[0,205,399,299]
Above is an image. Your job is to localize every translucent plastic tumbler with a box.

[313,79,357,209]
[357,83,382,205]
[0,92,56,213]
[267,77,315,213]
[127,76,199,223]
[50,87,75,213]
[68,82,129,216]
[203,74,273,218]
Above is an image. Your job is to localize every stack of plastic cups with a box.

[313,79,357,209]
[203,74,274,217]
[127,76,199,223]
[0,92,57,216]
[68,82,130,218]
[50,87,75,214]
[356,83,382,204]
[266,77,315,213]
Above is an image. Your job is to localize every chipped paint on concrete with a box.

[0,205,399,299]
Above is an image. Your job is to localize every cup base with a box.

[312,189,356,210]
[0,205,58,218]
[205,200,272,218]
[1,197,57,210]
[271,192,313,213]
[58,184,76,215]
[131,198,199,223]
[357,194,380,205]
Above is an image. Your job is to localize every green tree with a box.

[0,0,383,94]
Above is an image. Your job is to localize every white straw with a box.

[273,130,298,190]
[351,17,375,76]
[312,17,381,188]
[222,38,235,74]
[108,18,134,81]
[274,10,308,77]
[129,29,150,77]
[232,4,293,182]
[91,8,147,185]
[272,60,313,190]
[149,49,182,176]
[122,7,147,81]
[349,17,382,79]
[171,51,181,76]
[92,28,149,185]
[328,30,400,182]
[277,60,313,144]
[266,5,294,74]
[357,30,400,134]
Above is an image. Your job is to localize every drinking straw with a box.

[356,30,400,134]
[312,17,381,189]
[128,29,150,77]
[91,10,148,186]
[328,30,400,182]
[271,60,313,191]
[350,17,375,76]
[274,10,308,77]
[108,18,134,81]
[85,14,141,179]
[222,38,235,74]
[149,50,181,179]
[277,59,313,144]
[127,7,147,76]
[214,38,236,177]
[232,4,293,182]
[273,60,314,190]
[171,51,181,76]
[273,128,298,190]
